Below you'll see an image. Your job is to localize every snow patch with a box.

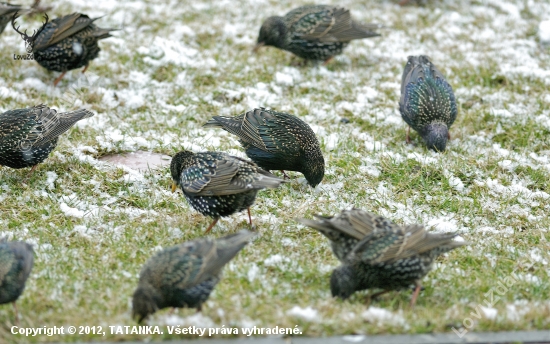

[287,306,319,322]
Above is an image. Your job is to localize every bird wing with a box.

[0,3,22,16]
[32,107,94,146]
[299,7,380,42]
[156,240,218,289]
[349,223,465,265]
[204,109,271,151]
[0,107,38,147]
[8,242,34,281]
[180,154,278,196]
[400,56,457,126]
[161,232,254,289]
[0,243,16,285]
[33,13,93,51]
[298,209,404,245]
[346,226,407,265]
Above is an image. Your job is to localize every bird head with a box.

[330,265,359,299]
[302,151,325,187]
[424,123,449,152]
[132,283,162,324]
[170,150,194,191]
[254,16,286,52]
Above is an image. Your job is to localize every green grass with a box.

[1,0,550,342]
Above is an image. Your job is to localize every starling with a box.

[204,108,325,187]
[0,238,34,322]
[298,208,398,262]
[399,55,457,152]
[170,150,285,233]
[0,2,21,35]
[299,209,467,306]
[254,5,381,63]
[0,104,94,172]
[132,230,255,323]
[14,12,116,86]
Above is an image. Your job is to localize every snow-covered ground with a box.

[0,0,549,340]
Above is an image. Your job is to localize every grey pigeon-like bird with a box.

[132,230,255,323]
[299,209,467,306]
[0,238,34,322]
[399,55,457,152]
[204,108,325,187]
[170,150,285,233]
[12,12,116,86]
[0,105,94,173]
[254,5,381,63]
[0,2,21,35]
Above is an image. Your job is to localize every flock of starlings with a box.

[0,1,469,327]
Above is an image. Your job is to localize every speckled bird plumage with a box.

[132,230,255,323]
[170,150,284,231]
[399,55,457,152]
[299,209,467,304]
[0,104,94,169]
[256,5,381,62]
[0,2,21,35]
[0,238,34,315]
[204,108,325,187]
[31,13,115,80]
[298,208,398,262]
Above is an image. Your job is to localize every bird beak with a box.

[171,182,177,193]
[253,42,264,53]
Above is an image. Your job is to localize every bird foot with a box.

[30,0,53,13]
[280,170,291,180]
[53,72,67,87]
[323,57,334,66]
[410,283,422,308]
[204,218,219,234]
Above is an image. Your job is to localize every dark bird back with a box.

[298,208,399,261]
[0,104,94,169]
[204,108,325,187]
[255,5,381,62]
[301,209,467,306]
[132,230,255,323]
[0,238,34,318]
[170,150,284,232]
[30,13,116,85]
[399,55,457,152]
[0,2,21,35]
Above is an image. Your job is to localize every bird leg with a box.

[406,126,411,144]
[448,131,451,140]
[247,208,252,225]
[323,57,334,66]
[410,282,422,308]
[399,0,411,5]
[370,290,390,300]
[204,218,219,234]
[280,170,291,179]
[82,64,89,74]
[53,72,67,87]
[13,302,19,326]
[29,165,38,175]
[30,0,53,13]
[196,304,202,313]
